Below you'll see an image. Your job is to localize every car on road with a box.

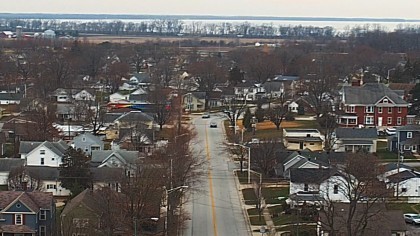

[210,121,217,128]
[202,112,210,118]
[385,127,397,136]
[404,213,420,225]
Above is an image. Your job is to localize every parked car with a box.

[404,213,420,224]
[210,121,217,128]
[202,112,210,119]
[386,127,397,136]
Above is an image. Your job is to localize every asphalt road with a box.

[183,114,250,236]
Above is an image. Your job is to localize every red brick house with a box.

[338,83,409,128]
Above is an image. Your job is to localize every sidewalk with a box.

[234,174,278,236]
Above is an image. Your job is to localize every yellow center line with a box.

[205,126,218,236]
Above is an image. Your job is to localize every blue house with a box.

[0,191,55,236]
[72,132,104,156]
[388,125,420,155]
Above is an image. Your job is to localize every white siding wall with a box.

[26,146,62,167]
[290,182,320,195]
[43,180,71,196]
[319,176,349,203]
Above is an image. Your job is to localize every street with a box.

[183,113,250,236]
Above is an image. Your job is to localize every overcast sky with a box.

[2,0,419,20]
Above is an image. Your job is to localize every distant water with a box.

[52,18,420,32]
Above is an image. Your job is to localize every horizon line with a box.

[0,13,419,22]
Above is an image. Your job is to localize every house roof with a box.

[0,93,23,101]
[0,225,36,233]
[383,162,412,172]
[61,189,102,216]
[131,72,151,83]
[319,203,406,235]
[91,150,139,166]
[189,91,207,100]
[103,112,124,124]
[388,170,420,183]
[341,140,373,145]
[290,168,338,183]
[91,167,124,182]
[128,94,149,102]
[272,75,300,81]
[343,83,407,105]
[0,191,53,212]
[0,159,25,172]
[22,166,60,181]
[115,111,154,123]
[74,132,102,145]
[19,140,69,156]
[335,127,378,139]
[397,124,420,132]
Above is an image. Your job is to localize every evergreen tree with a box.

[59,148,92,197]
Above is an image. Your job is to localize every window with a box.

[16,203,21,208]
[387,117,392,125]
[82,137,86,142]
[383,98,389,104]
[397,117,402,125]
[378,107,383,113]
[408,132,413,139]
[404,145,410,150]
[333,185,339,194]
[365,116,374,125]
[91,146,100,151]
[365,106,374,113]
[398,107,402,113]
[304,184,309,192]
[388,107,393,113]
[46,184,56,190]
[40,158,44,165]
[51,157,55,161]
[40,150,45,155]
[39,210,47,220]
[73,218,89,228]
[401,187,407,193]
[15,214,22,225]
[39,226,46,236]
[347,106,355,113]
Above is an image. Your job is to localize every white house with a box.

[386,169,420,202]
[289,168,349,207]
[19,141,69,167]
[73,89,95,101]
[91,150,140,175]
[288,101,299,113]
[283,129,324,151]
[109,92,129,103]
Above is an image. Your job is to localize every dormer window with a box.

[383,98,388,104]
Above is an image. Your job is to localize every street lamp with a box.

[165,185,188,236]
[234,143,251,184]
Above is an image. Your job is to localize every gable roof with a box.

[0,191,53,212]
[387,170,420,183]
[19,140,69,157]
[343,83,407,105]
[131,72,151,83]
[61,189,102,216]
[74,132,103,144]
[290,168,339,183]
[115,111,154,123]
[91,150,139,166]
[335,127,378,139]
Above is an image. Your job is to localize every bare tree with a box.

[250,139,283,177]
[319,153,390,236]
[267,92,289,131]
[7,166,43,191]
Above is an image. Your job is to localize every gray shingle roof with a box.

[397,125,420,131]
[343,83,407,105]
[115,111,154,123]
[19,141,69,156]
[335,127,378,139]
[290,168,338,183]
[22,166,59,181]
[91,150,139,165]
[0,93,23,101]
[0,159,25,172]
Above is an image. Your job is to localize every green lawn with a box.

[387,203,420,213]
[249,216,266,226]
[277,224,317,235]
[242,187,289,205]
